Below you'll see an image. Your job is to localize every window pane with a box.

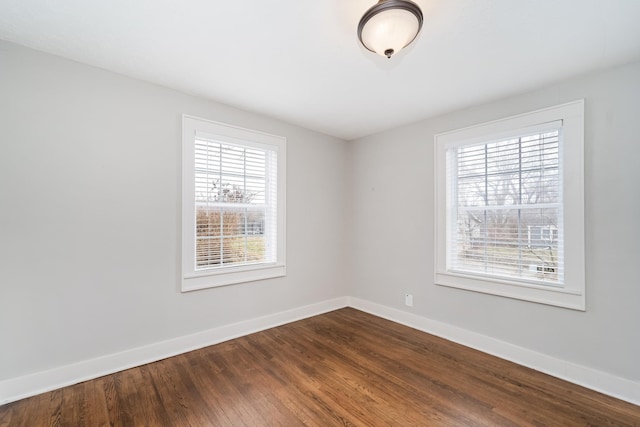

[194,138,275,270]
[453,207,561,283]
[196,236,222,268]
[450,130,563,285]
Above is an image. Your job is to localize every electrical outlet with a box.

[405,293,413,307]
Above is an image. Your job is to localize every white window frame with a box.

[435,101,585,310]
[182,115,286,292]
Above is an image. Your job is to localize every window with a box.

[182,115,286,291]
[435,101,585,310]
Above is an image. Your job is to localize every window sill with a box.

[435,271,585,311]
[182,263,286,292]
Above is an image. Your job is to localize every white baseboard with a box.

[348,297,640,406]
[0,297,349,405]
[3,295,638,407]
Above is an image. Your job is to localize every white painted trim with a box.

[0,297,349,405]
[347,297,640,406]
[181,114,287,292]
[434,100,586,311]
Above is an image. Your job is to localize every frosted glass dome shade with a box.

[358,0,423,59]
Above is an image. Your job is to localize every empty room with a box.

[1,0,639,425]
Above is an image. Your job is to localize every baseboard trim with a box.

[347,297,640,406]
[0,296,349,405]
[3,296,638,407]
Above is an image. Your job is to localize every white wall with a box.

[0,40,349,381]
[348,60,640,382]
[2,37,638,403]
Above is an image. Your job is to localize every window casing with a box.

[182,115,286,291]
[435,101,585,310]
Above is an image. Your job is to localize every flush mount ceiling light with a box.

[357,0,424,59]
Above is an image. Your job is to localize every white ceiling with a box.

[1,0,640,140]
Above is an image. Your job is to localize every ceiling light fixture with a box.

[357,0,424,59]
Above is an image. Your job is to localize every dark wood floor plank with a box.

[300,313,514,425]
[254,327,395,426]
[172,352,245,426]
[238,333,349,426]
[81,377,110,427]
[61,382,85,426]
[1,308,639,426]
[48,388,63,427]
[266,325,448,425]
[101,374,122,427]
[182,349,253,426]
[144,356,211,425]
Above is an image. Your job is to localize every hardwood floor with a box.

[1,308,639,426]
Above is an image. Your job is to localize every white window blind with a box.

[446,127,563,286]
[435,101,585,310]
[182,115,286,292]
[194,136,277,270]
